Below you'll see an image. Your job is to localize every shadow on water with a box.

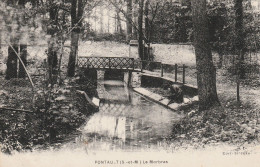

[65,80,184,152]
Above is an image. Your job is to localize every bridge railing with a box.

[138,60,189,85]
[77,57,193,85]
[78,57,135,70]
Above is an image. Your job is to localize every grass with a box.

[144,67,260,150]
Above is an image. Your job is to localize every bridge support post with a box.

[97,70,105,81]
[128,71,132,87]
[124,71,132,87]
[97,70,105,99]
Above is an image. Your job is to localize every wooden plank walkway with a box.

[139,70,197,89]
[133,87,198,111]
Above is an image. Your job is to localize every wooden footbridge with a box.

[77,56,190,86]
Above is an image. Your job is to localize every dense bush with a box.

[151,2,192,44]
[148,0,260,53]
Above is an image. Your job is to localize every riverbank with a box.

[0,76,96,154]
[135,68,260,150]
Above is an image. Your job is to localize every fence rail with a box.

[139,60,188,84]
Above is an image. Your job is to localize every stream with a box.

[63,80,184,152]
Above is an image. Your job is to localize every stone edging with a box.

[133,87,198,111]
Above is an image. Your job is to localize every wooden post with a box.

[161,63,164,77]
[132,59,135,70]
[128,71,132,87]
[141,61,143,72]
[183,64,185,84]
[175,64,178,82]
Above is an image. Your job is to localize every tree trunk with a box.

[217,49,223,69]
[115,12,117,32]
[144,0,150,60]
[100,6,104,33]
[68,32,79,77]
[138,0,144,60]
[94,8,97,32]
[77,0,84,28]
[0,29,1,51]
[47,5,58,84]
[126,0,133,41]
[191,0,220,111]
[133,2,138,39]
[107,10,110,33]
[116,9,122,34]
[67,0,77,77]
[18,44,27,78]
[67,0,84,77]
[234,0,245,79]
[5,0,28,80]
[6,44,18,80]
[47,43,58,84]
[145,0,149,41]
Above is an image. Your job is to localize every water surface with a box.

[64,80,183,152]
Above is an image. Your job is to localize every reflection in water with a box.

[69,80,183,151]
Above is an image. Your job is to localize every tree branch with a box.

[0,107,33,113]
[108,0,149,43]
[5,40,35,90]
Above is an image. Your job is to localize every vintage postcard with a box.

[0,0,260,167]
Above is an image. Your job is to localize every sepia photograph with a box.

[0,0,260,166]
